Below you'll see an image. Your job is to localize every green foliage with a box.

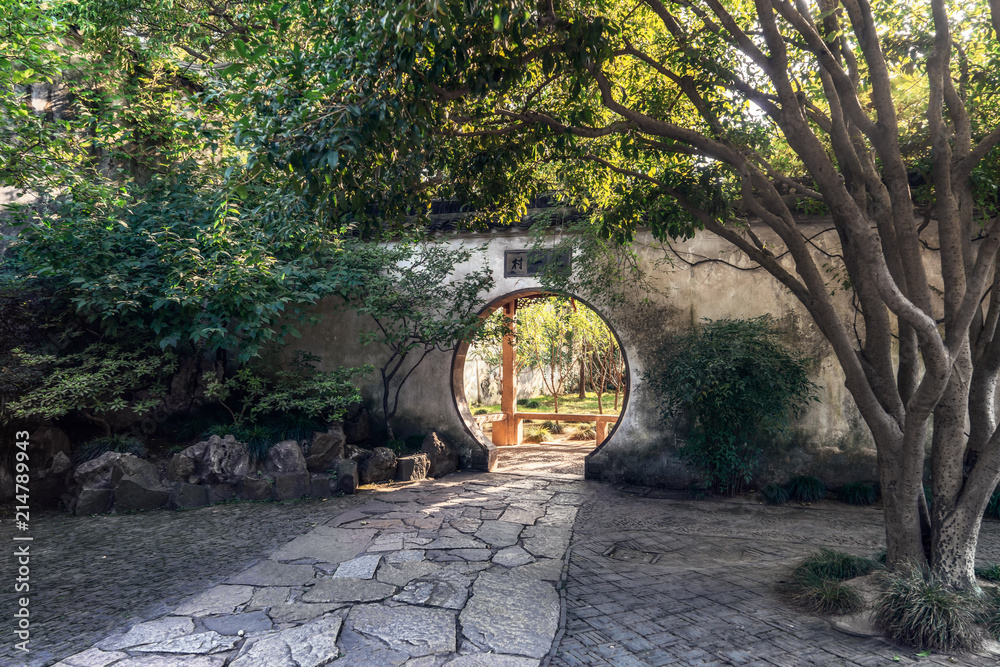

[9,165,346,361]
[525,400,541,409]
[205,351,366,428]
[787,549,880,616]
[474,408,489,415]
[570,424,597,440]
[761,482,790,506]
[786,476,828,503]
[976,563,1000,582]
[873,569,985,653]
[338,240,493,440]
[5,341,177,435]
[74,434,147,464]
[648,317,817,495]
[794,549,882,582]
[789,572,865,616]
[840,481,879,506]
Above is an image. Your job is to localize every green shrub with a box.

[873,569,984,652]
[526,399,541,409]
[516,398,529,406]
[268,413,326,443]
[541,420,565,434]
[474,408,489,415]
[985,485,1000,520]
[571,424,597,440]
[523,424,551,442]
[794,549,882,581]
[205,351,366,428]
[761,482,790,505]
[975,562,1000,582]
[74,434,147,464]
[789,571,865,615]
[839,481,878,506]
[786,475,827,502]
[648,316,817,495]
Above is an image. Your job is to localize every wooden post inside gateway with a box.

[491,299,522,446]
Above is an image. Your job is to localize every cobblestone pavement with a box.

[0,496,365,667]
[4,462,1000,667]
[553,483,1000,667]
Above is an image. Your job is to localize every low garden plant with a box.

[648,316,817,495]
[785,475,827,502]
[786,549,881,616]
[74,434,148,464]
[872,568,985,653]
[761,482,790,505]
[523,424,552,443]
[839,481,879,506]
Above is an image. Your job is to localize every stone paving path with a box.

[45,472,578,667]
[5,466,1000,667]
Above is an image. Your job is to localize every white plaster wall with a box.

[292,223,883,486]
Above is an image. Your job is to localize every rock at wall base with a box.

[394,453,430,482]
[273,472,311,501]
[332,459,358,495]
[237,476,273,502]
[73,488,113,515]
[359,447,397,484]
[310,474,333,498]
[306,425,346,472]
[170,482,209,510]
[421,433,459,478]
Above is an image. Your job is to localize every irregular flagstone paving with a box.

[48,472,575,666]
[8,465,1000,667]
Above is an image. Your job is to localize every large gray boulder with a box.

[306,425,345,472]
[175,434,251,485]
[394,453,430,482]
[112,455,169,511]
[359,447,397,484]
[343,443,369,463]
[264,440,307,475]
[72,451,122,489]
[421,433,459,478]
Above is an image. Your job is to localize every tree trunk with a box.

[578,354,586,399]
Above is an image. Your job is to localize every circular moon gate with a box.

[451,289,631,472]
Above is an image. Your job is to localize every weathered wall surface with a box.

[292,222,888,489]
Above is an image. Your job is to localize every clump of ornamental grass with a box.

[761,482,790,505]
[975,562,1000,582]
[786,475,827,502]
[839,480,879,506]
[73,434,147,464]
[522,424,552,443]
[795,549,882,582]
[541,420,565,434]
[571,424,597,440]
[788,570,865,615]
[872,568,984,653]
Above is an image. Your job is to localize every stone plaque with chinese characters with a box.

[504,249,572,278]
